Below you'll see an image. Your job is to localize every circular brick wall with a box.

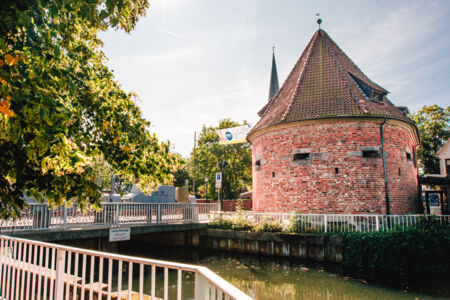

[250,119,420,214]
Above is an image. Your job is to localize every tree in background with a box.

[412,105,450,174]
[0,0,180,218]
[191,119,252,200]
[171,159,189,188]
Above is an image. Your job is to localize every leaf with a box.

[5,54,19,66]
[99,10,108,21]
[49,4,58,18]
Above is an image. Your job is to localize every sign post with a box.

[215,172,222,211]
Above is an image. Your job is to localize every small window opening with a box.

[335,168,339,174]
[362,150,378,158]
[255,160,261,167]
[272,172,275,178]
[406,153,411,161]
[293,153,310,161]
[398,168,401,176]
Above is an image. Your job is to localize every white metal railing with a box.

[0,203,220,232]
[0,235,252,300]
[216,212,450,233]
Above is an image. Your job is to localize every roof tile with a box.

[249,30,414,138]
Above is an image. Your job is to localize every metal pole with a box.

[205,175,208,202]
[220,163,224,211]
[193,131,196,195]
[380,119,392,230]
[380,119,391,217]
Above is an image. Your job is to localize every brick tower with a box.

[247,30,421,214]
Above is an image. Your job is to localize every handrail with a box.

[0,203,220,232]
[217,212,450,233]
[0,235,253,300]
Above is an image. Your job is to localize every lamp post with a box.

[218,161,228,211]
[205,175,209,202]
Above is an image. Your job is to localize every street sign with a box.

[109,228,130,242]
[215,172,222,188]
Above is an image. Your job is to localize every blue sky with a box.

[99,0,450,156]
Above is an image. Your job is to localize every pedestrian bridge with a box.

[0,203,219,242]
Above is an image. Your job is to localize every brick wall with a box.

[251,119,420,214]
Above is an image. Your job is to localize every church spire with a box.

[268,47,280,101]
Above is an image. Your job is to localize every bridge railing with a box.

[0,203,220,232]
[217,212,450,233]
[0,235,252,300]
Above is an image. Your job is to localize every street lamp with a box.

[218,161,228,210]
[205,175,209,202]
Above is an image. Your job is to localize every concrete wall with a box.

[132,185,176,203]
[252,119,420,214]
[200,229,343,264]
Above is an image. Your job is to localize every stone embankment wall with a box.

[200,229,343,263]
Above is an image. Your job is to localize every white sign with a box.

[109,228,130,242]
[215,172,222,188]
[217,125,251,145]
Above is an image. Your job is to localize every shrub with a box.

[339,218,450,273]
[252,217,283,232]
[208,215,254,231]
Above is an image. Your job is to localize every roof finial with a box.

[316,13,322,30]
[272,45,275,53]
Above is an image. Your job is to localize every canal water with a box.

[116,243,450,300]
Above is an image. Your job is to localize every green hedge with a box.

[338,219,450,273]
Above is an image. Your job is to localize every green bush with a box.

[208,215,253,231]
[252,217,283,232]
[286,214,325,233]
[339,219,450,273]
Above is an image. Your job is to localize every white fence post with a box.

[157,204,162,223]
[115,204,120,226]
[375,216,379,231]
[54,249,66,299]
[63,206,67,230]
[324,215,327,233]
[195,273,210,300]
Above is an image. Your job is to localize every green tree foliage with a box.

[412,105,450,174]
[191,119,252,200]
[0,0,180,218]
[172,162,190,188]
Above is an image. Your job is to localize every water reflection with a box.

[113,243,450,300]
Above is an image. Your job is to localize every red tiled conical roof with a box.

[249,30,414,139]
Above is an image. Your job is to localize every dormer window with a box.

[370,91,384,102]
[349,73,373,99]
